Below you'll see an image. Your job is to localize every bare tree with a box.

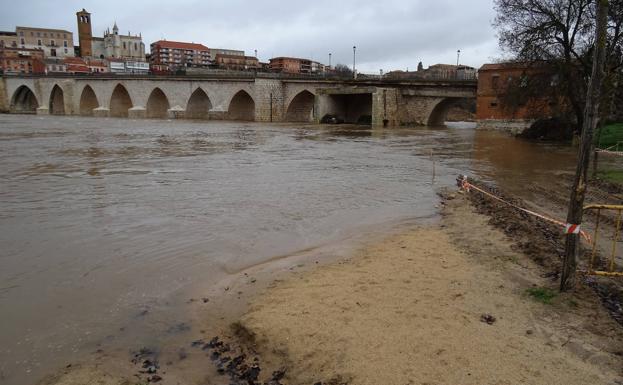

[333,64,353,78]
[493,0,623,131]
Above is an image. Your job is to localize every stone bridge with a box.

[0,74,477,126]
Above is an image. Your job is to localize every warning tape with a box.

[596,149,623,156]
[457,176,592,244]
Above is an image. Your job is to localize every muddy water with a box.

[0,116,576,385]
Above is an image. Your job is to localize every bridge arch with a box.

[285,90,315,122]
[146,88,170,119]
[427,97,466,126]
[79,85,99,116]
[186,88,212,119]
[227,90,255,121]
[10,85,39,114]
[49,85,65,115]
[110,84,133,118]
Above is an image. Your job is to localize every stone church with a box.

[76,9,145,61]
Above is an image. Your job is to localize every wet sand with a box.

[231,193,622,385]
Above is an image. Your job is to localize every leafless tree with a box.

[493,0,623,130]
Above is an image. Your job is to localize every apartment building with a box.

[269,57,325,74]
[150,40,210,70]
[214,54,259,71]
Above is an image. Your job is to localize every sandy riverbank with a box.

[226,192,623,385]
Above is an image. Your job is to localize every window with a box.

[37,32,41,37]
[123,42,126,49]
[134,43,137,50]
[19,31,24,36]
[51,40,55,46]
[490,102,498,107]
[64,48,68,54]
[20,38,25,45]
[37,39,41,46]
[44,33,47,37]
[51,48,56,57]
[63,33,67,38]
[64,41,67,47]
[12,41,17,47]
[491,75,499,89]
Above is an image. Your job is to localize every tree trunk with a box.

[560,0,609,291]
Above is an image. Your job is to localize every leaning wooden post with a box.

[560,0,609,291]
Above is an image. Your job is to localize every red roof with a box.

[64,57,87,65]
[152,40,209,51]
[66,64,89,73]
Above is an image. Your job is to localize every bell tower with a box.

[76,8,92,57]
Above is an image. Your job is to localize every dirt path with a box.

[233,193,623,385]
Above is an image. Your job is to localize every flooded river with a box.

[0,115,577,385]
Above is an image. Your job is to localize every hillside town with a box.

[0,8,480,79]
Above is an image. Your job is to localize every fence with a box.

[584,204,623,277]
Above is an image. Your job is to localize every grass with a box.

[596,123,623,149]
[526,287,557,304]
[596,169,623,184]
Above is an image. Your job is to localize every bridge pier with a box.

[128,106,146,119]
[93,107,109,118]
[36,106,49,115]
[167,106,185,119]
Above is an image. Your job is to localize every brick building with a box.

[150,40,210,71]
[215,54,259,71]
[476,62,557,131]
[0,47,45,74]
[15,26,74,58]
[269,57,325,74]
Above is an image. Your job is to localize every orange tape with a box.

[460,179,592,244]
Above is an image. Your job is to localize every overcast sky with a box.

[0,0,501,73]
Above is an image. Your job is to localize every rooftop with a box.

[152,40,209,51]
[16,26,72,34]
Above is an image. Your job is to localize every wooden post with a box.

[560,0,609,291]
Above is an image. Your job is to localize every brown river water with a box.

[0,115,577,385]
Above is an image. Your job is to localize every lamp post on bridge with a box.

[329,53,332,69]
[353,45,357,79]
[456,49,461,66]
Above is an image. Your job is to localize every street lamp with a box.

[329,53,332,69]
[456,49,461,66]
[353,45,357,79]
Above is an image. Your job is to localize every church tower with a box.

[76,9,93,57]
